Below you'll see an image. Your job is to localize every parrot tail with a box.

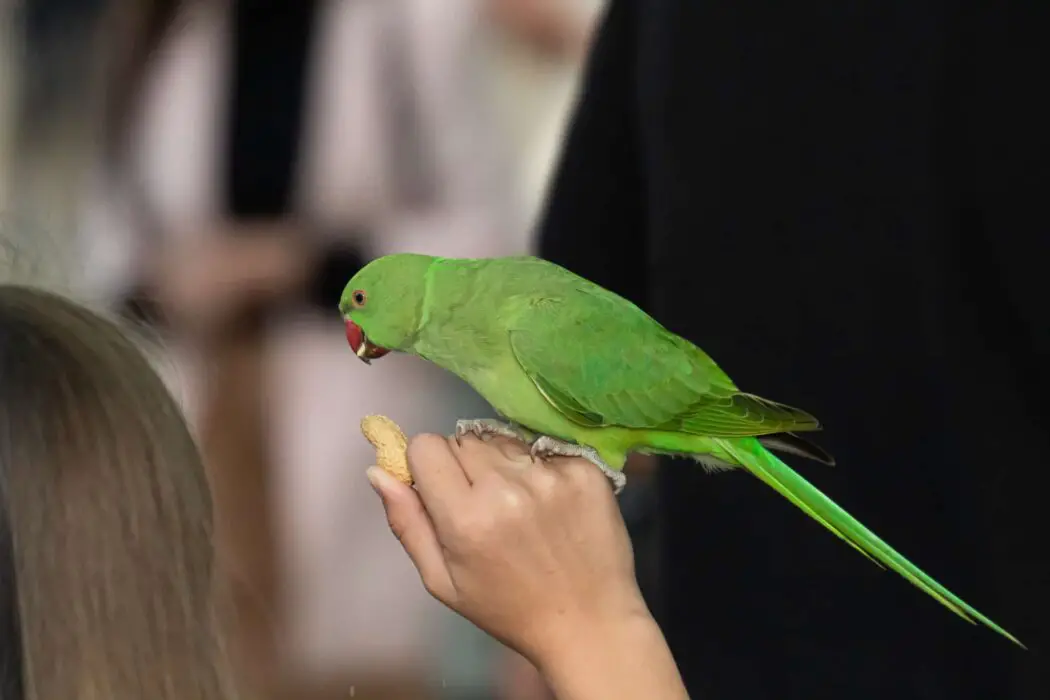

[710,436,1024,648]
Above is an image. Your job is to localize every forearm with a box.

[536,611,690,700]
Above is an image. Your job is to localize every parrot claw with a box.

[529,436,626,495]
[454,419,534,446]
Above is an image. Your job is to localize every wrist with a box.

[532,604,688,700]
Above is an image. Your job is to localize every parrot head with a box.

[339,253,435,364]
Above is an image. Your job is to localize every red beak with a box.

[345,319,390,364]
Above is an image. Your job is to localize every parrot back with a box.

[415,256,822,442]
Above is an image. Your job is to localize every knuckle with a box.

[526,465,562,499]
[448,510,490,545]
[407,433,449,465]
[455,433,489,458]
[493,437,532,461]
[449,485,532,547]
[495,483,531,516]
[563,458,601,487]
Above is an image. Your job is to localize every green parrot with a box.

[339,252,1023,647]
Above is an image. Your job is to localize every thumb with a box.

[366,467,456,603]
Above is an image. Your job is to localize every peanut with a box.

[361,414,413,485]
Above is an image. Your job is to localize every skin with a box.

[151,223,316,339]
[339,253,1023,647]
[368,434,690,700]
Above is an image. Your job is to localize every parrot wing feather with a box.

[671,392,822,436]
[506,291,821,436]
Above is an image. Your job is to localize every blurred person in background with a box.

[539,1,1048,699]
[62,0,519,697]
[480,0,604,243]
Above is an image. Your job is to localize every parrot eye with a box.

[351,290,367,308]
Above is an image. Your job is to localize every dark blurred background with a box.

[536,1,1049,699]
[1,1,1046,699]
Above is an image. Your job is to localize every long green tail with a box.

[712,436,1024,648]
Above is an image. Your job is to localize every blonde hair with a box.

[0,284,235,699]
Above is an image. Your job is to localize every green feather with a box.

[712,437,1025,648]
[341,253,1024,648]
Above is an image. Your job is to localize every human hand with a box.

[366,434,647,666]
[150,222,314,337]
[487,0,595,61]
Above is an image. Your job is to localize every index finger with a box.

[406,433,472,530]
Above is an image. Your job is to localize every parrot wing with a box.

[506,291,821,437]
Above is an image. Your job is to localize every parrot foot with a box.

[454,419,534,446]
[529,436,626,495]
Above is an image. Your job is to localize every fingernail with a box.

[366,466,396,495]
[366,466,383,494]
